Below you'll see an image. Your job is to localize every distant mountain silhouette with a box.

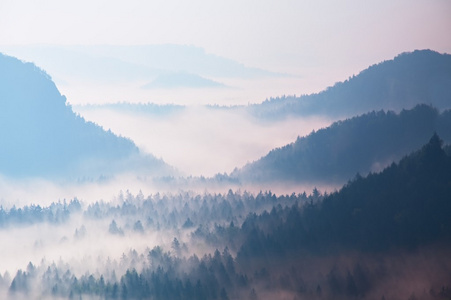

[0,45,281,88]
[0,53,171,179]
[142,72,226,89]
[233,104,451,184]
[249,49,451,119]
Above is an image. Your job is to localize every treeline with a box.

[84,189,313,235]
[8,246,451,300]
[0,186,310,232]
[0,199,81,227]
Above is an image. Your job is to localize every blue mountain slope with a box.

[233,104,451,184]
[249,50,451,119]
[0,53,171,179]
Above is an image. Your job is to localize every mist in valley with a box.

[1,51,451,299]
[2,50,451,298]
[1,0,451,296]
[74,104,334,177]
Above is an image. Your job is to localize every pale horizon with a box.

[1,0,450,105]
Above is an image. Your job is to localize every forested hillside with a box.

[249,50,451,119]
[234,104,451,184]
[3,135,450,299]
[0,53,171,179]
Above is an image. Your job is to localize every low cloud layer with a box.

[74,105,333,177]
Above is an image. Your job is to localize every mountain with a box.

[248,49,451,119]
[0,53,171,179]
[0,45,281,87]
[233,104,451,184]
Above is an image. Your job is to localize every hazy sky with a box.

[1,0,450,77]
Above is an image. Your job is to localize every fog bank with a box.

[74,105,333,177]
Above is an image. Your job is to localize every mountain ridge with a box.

[0,53,172,179]
[233,104,451,184]
[248,49,451,119]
